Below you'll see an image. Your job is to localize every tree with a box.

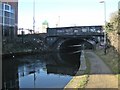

[105,11,119,32]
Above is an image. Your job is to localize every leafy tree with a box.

[105,11,119,32]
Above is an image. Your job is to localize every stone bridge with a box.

[45,25,104,51]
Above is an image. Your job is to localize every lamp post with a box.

[100,0,107,54]
[33,0,35,34]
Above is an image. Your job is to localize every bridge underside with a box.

[59,38,94,53]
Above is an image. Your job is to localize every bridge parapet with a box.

[47,25,103,37]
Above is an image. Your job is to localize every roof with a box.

[42,20,48,25]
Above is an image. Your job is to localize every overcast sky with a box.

[18,0,119,32]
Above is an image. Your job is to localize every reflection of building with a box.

[2,60,19,89]
[42,20,49,33]
[0,1,18,41]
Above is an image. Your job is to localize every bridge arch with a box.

[55,37,96,52]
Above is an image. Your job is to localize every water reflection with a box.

[2,51,81,89]
[46,52,81,76]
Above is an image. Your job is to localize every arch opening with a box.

[59,38,95,53]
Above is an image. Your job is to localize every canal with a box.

[2,51,81,89]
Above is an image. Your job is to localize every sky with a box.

[18,0,119,33]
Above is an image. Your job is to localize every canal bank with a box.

[64,50,90,89]
[64,49,118,89]
[2,35,51,58]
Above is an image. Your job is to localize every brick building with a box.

[0,0,18,41]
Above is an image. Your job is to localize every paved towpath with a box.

[85,51,118,88]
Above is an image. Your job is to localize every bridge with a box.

[45,25,104,52]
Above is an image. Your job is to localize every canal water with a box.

[2,51,81,89]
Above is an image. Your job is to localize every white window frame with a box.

[4,3,11,12]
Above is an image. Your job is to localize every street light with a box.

[100,0,107,54]
[33,0,35,34]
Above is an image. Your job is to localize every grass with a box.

[78,75,89,88]
[77,51,91,88]
[78,51,91,88]
[84,52,91,74]
[94,46,119,74]
[94,45,120,88]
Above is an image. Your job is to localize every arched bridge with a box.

[45,25,104,51]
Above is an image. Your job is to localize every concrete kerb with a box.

[64,50,87,89]
[80,50,87,71]
[76,50,87,75]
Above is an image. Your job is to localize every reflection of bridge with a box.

[45,25,104,51]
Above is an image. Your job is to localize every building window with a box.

[4,4,10,11]
[11,13,15,19]
[4,17,9,25]
[3,26,9,36]
[0,16,2,24]
[11,6,15,13]
[2,3,4,9]
[0,10,2,16]
[4,11,10,17]
[0,2,2,10]
[10,18,15,25]
[3,26,14,37]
